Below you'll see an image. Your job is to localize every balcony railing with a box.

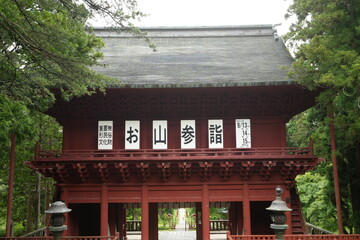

[2,234,360,240]
[35,147,315,162]
[0,236,118,240]
[227,235,360,240]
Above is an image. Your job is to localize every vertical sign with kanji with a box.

[236,119,251,148]
[98,121,113,150]
[153,120,167,149]
[125,120,140,149]
[181,120,196,149]
[208,119,223,148]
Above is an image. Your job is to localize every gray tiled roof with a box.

[93,25,293,88]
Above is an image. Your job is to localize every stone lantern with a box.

[45,201,72,240]
[266,186,292,240]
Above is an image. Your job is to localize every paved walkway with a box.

[127,231,227,240]
[127,208,227,240]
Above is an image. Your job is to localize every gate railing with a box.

[126,220,141,231]
[305,223,334,235]
[210,220,228,231]
[21,228,46,237]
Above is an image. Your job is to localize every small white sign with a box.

[125,120,140,149]
[153,120,168,149]
[98,121,113,150]
[236,119,251,148]
[181,120,196,149]
[208,119,223,148]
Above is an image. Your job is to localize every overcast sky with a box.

[135,0,294,35]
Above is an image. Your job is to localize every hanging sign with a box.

[181,120,196,149]
[125,120,140,149]
[208,119,223,148]
[98,121,113,150]
[235,119,251,148]
[153,120,168,149]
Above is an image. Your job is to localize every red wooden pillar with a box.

[116,204,126,239]
[237,202,244,234]
[123,208,127,239]
[229,202,238,235]
[196,202,203,240]
[283,187,292,235]
[109,204,116,236]
[141,185,149,240]
[229,202,244,235]
[202,184,210,240]
[243,184,251,235]
[149,203,158,240]
[62,188,70,236]
[101,185,109,236]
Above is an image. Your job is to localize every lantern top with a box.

[266,186,292,212]
[45,201,72,214]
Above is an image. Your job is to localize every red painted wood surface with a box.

[61,118,287,150]
[28,147,319,186]
[28,85,321,238]
[0,235,119,240]
[227,235,360,240]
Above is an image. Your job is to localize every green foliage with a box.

[158,209,178,229]
[185,208,196,230]
[0,94,37,143]
[285,0,360,233]
[0,111,61,236]
[296,171,338,232]
[0,0,153,236]
[126,208,141,221]
[289,108,356,233]
[209,208,227,220]
[0,0,152,111]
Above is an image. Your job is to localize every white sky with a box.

[135,0,294,35]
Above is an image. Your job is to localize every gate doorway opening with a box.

[250,201,273,235]
[124,202,229,240]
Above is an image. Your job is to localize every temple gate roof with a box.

[93,25,294,88]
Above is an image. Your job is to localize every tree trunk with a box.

[6,133,16,237]
[350,144,360,233]
[36,173,41,230]
[26,194,34,233]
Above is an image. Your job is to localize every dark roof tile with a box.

[93,25,293,88]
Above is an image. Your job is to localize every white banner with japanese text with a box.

[181,120,196,149]
[125,120,140,149]
[98,121,113,150]
[153,120,168,149]
[208,119,223,148]
[235,119,251,148]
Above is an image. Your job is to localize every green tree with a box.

[0,95,62,235]
[0,0,151,235]
[285,0,360,233]
[0,0,151,110]
[296,171,338,232]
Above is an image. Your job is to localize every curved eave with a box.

[107,80,295,89]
